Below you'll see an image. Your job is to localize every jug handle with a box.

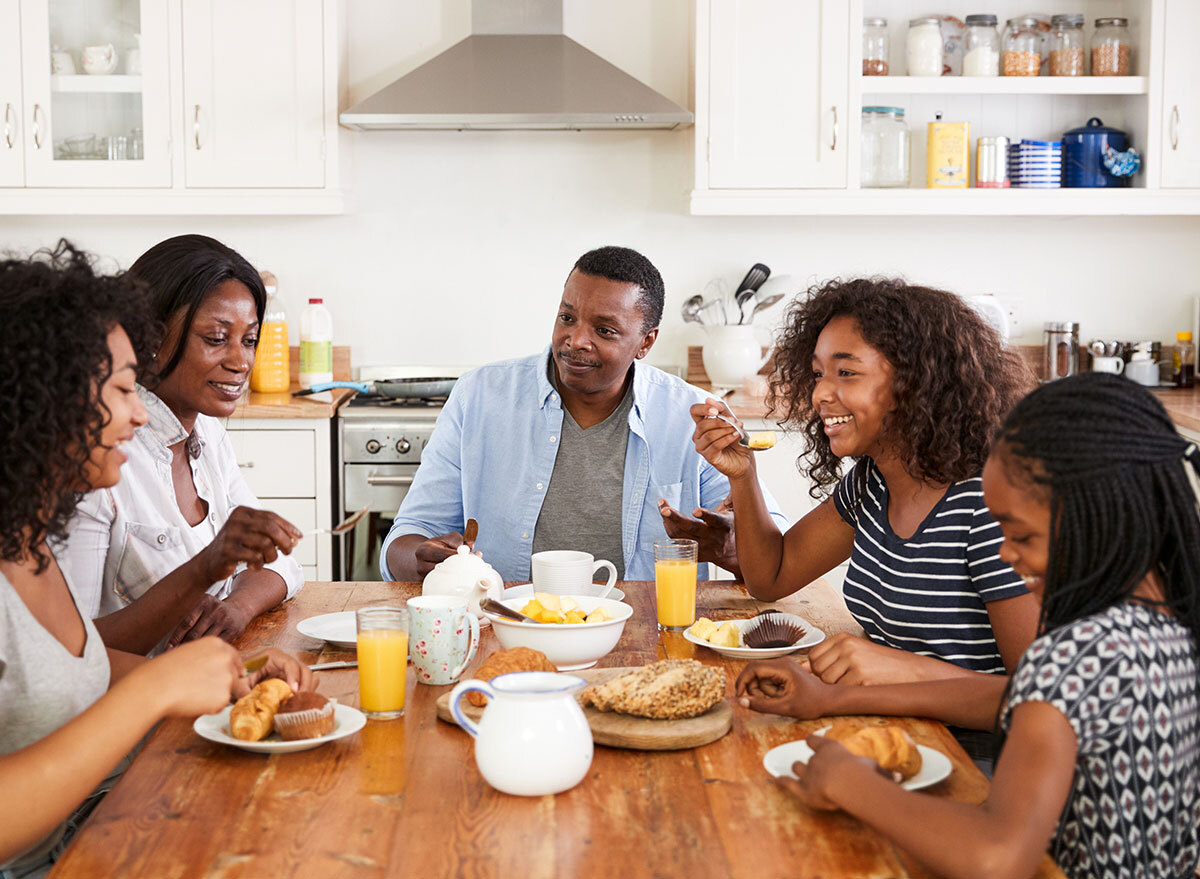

[448,679,494,737]
[758,341,775,372]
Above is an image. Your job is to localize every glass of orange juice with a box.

[654,539,698,631]
[356,606,409,719]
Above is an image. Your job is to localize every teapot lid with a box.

[1065,117,1126,137]
[432,544,495,575]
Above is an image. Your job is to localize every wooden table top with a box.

[51,581,1064,879]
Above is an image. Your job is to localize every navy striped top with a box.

[833,459,1028,674]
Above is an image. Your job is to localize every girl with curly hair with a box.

[0,243,310,878]
[734,374,1200,879]
[692,278,1038,690]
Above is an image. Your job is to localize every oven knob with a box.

[365,439,382,454]
[395,438,411,454]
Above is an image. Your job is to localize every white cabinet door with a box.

[182,0,325,188]
[1162,0,1200,187]
[19,0,171,187]
[226,429,316,498]
[0,1,23,186]
[707,0,849,189]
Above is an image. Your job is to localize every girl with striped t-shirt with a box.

[691,278,1038,686]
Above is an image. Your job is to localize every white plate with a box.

[682,613,825,659]
[193,702,366,754]
[502,583,627,602]
[296,611,358,648]
[763,726,952,791]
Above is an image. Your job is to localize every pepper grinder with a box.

[1043,322,1080,381]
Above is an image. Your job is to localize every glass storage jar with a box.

[1003,17,1042,76]
[861,107,910,188]
[907,17,943,76]
[863,17,889,76]
[1092,18,1131,76]
[962,14,1000,76]
[1049,14,1086,75]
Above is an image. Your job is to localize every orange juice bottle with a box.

[250,270,290,393]
[357,628,409,717]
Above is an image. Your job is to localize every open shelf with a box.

[861,76,1148,96]
[51,74,143,94]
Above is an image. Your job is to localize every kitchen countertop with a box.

[229,385,356,419]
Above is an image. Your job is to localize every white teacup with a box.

[531,551,617,599]
[1125,359,1160,387]
[51,50,75,75]
[1091,355,1125,375]
[81,44,118,75]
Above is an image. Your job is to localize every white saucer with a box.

[763,726,952,791]
[193,702,366,754]
[296,611,357,648]
[501,583,627,602]
[683,613,825,659]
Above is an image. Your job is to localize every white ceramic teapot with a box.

[449,671,593,796]
[421,544,503,620]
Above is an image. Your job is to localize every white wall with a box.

[1,0,1196,371]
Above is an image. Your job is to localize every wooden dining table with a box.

[50,580,1064,879]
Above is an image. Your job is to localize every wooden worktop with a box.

[229,385,356,419]
[51,580,1063,879]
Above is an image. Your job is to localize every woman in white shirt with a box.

[65,235,304,655]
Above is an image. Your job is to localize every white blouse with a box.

[63,386,304,620]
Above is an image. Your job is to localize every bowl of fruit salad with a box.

[482,592,634,670]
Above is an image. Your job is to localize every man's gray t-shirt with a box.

[533,376,635,579]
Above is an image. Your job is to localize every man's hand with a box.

[658,494,739,573]
[165,594,252,648]
[734,657,835,719]
[414,531,481,579]
[803,632,930,686]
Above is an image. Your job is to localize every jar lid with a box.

[1005,16,1042,27]
[1044,321,1080,332]
[965,14,997,26]
[863,17,887,27]
[1179,332,1194,342]
[1051,14,1084,27]
[909,16,941,27]
[1094,17,1128,27]
[863,106,904,116]
[1063,116,1127,137]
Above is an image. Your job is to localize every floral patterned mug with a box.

[407,595,480,685]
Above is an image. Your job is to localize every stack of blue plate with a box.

[1008,140,1062,189]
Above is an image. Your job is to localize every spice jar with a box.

[863,18,889,76]
[860,107,910,188]
[1049,14,1086,76]
[963,14,1000,76]
[907,17,943,77]
[1092,18,1131,76]
[1003,17,1042,76]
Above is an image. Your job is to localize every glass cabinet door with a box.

[0,2,24,187]
[20,0,169,187]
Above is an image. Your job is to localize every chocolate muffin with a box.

[273,692,335,741]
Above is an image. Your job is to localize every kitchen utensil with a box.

[680,294,705,325]
[733,263,771,300]
[1062,117,1138,188]
[243,655,268,674]
[408,594,480,685]
[307,505,368,536]
[484,595,633,669]
[463,517,478,546]
[696,297,727,326]
[308,660,358,671]
[707,413,774,451]
[293,377,456,399]
[437,666,733,751]
[480,597,536,622]
[422,544,504,621]
[1043,321,1081,381]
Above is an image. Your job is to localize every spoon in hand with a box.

[306,506,369,537]
[707,413,777,451]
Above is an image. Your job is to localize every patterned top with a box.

[833,459,1028,673]
[1002,602,1200,879]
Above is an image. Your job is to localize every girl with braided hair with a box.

[735,374,1200,879]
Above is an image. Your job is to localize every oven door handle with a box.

[366,474,415,486]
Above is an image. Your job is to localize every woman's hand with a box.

[803,633,934,686]
[133,637,242,717]
[735,658,835,719]
[776,734,883,811]
[690,399,754,481]
[236,647,314,698]
[195,506,302,586]
[165,594,252,648]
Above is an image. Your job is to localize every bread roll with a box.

[825,723,922,780]
[230,678,293,741]
[467,648,556,707]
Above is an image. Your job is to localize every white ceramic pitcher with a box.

[701,325,773,393]
[449,671,593,796]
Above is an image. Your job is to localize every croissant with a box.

[825,723,922,780]
[230,678,293,741]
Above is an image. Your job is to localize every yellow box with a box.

[927,120,970,188]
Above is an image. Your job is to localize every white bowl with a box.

[483,595,633,670]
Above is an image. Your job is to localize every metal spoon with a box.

[307,506,369,537]
[480,597,538,623]
[707,413,777,451]
[681,294,705,324]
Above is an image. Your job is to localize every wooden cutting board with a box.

[435,666,733,751]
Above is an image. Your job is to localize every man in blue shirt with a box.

[381,246,786,583]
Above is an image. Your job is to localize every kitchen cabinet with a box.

[693,0,1200,216]
[0,0,340,214]
[1160,0,1200,188]
[226,419,335,582]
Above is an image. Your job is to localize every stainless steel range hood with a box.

[339,0,693,131]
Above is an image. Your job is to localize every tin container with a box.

[1043,321,1081,381]
[927,116,969,188]
[976,136,1010,188]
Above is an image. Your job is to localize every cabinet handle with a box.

[1171,105,1180,151]
[367,475,414,486]
[830,106,838,151]
[3,104,13,149]
[238,461,255,469]
[32,104,43,150]
[193,104,202,150]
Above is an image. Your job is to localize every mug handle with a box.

[448,678,493,737]
[1113,358,1124,375]
[449,609,480,681]
[591,560,618,600]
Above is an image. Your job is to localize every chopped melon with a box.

[688,617,719,641]
[564,610,587,624]
[585,607,612,623]
[520,599,545,619]
[747,431,777,450]
[710,622,742,648]
[534,592,561,612]
[560,596,579,613]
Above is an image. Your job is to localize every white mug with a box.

[50,50,75,75]
[531,550,617,599]
[1125,359,1160,387]
[1091,355,1125,375]
[81,44,118,75]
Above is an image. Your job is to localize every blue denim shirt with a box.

[380,348,787,582]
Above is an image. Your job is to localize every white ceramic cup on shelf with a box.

[1125,359,1160,387]
[531,550,617,599]
[1091,355,1125,375]
[81,44,118,75]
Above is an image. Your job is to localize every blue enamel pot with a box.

[1061,117,1139,188]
